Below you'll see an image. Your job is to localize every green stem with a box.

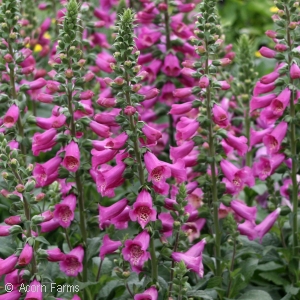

[205,57,222,279]
[125,282,134,298]
[96,259,103,281]
[168,231,180,296]
[64,228,72,251]
[149,238,158,283]
[245,105,251,167]
[226,238,236,298]
[285,5,298,259]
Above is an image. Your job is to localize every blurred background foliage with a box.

[218,0,277,76]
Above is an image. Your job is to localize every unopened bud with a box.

[4,54,13,63]
[78,59,86,67]
[36,193,45,202]
[124,106,136,116]
[15,184,25,193]
[65,69,73,78]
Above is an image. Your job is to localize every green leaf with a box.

[256,261,283,271]
[187,290,214,299]
[0,235,17,257]
[259,272,289,286]
[238,290,273,300]
[35,236,50,245]
[86,237,102,262]
[207,276,222,289]
[73,280,99,291]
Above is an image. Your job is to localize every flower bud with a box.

[9,225,23,235]
[15,184,25,193]
[65,69,73,78]
[35,193,45,202]
[4,54,13,63]
[124,106,136,116]
[25,180,36,192]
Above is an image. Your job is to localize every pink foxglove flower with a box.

[91,149,118,167]
[53,194,77,228]
[60,245,84,277]
[4,269,25,289]
[259,46,276,58]
[171,239,206,277]
[3,104,19,128]
[162,53,181,77]
[250,93,277,112]
[169,102,193,115]
[98,198,128,230]
[175,117,199,143]
[32,128,57,155]
[141,123,162,145]
[134,287,158,300]
[122,230,150,273]
[290,63,300,79]
[158,213,174,238]
[263,121,287,154]
[130,190,156,228]
[238,220,257,240]
[224,132,248,156]
[255,208,281,242]
[170,140,194,162]
[40,218,60,233]
[212,104,229,127]
[250,127,273,148]
[230,200,257,222]
[260,70,280,84]
[46,248,66,262]
[24,280,43,300]
[253,82,276,96]
[0,255,18,276]
[33,156,62,187]
[99,235,122,260]
[91,132,128,150]
[62,141,80,172]
[93,162,126,197]
[253,154,285,180]
[18,243,33,267]
[144,151,171,195]
[0,290,21,300]
[220,159,254,194]
[89,120,111,138]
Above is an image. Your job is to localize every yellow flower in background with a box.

[255,51,262,58]
[270,6,279,13]
[52,18,56,24]
[34,44,42,52]
[43,32,51,40]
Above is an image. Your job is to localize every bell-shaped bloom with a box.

[33,156,62,187]
[122,230,151,273]
[250,93,277,112]
[263,121,287,154]
[165,159,187,184]
[36,114,66,130]
[4,215,22,225]
[182,219,206,242]
[255,208,281,242]
[144,152,171,195]
[134,287,158,300]
[46,248,66,262]
[90,120,111,138]
[32,128,57,155]
[130,190,156,229]
[212,104,229,127]
[91,149,118,167]
[170,140,194,162]
[24,280,43,300]
[158,213,174,238]
[238,220,257,240]
[98,198,128,230]
[230,200,257,222]
[0,290,21,300]
[253,154,285,180]
[250,127,273,148]
[5,269,25,289]
[199,76,210,88]
[110,206,131,230]
[18,243,33,267]
[253,82,276,96]
[173,87,193,99]
[221,159,254,194]
[159,81,176,105]
[40,218,60,233]
[225,133,248,156]
[92,132,128,151]
[141,124,162,145]
[53,194,77,228]
[171,239,206,277]
[175,117,199,143]
[187,188,204,209]
[60,245,84,277]
[3,104,19,128]
[94,162,126,197]
[162,53,181,77]
[27,78,47,90]
[143,59,163,83]
[290,63,300,79]
[0,254,18,276]
[99,234,122,260]
[62,141,80,172]
[259,46,276,58]
[169,102,193,115]
[260,70,280,84]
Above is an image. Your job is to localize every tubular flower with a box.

[122,230,151,273]
[130,189,157,229]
